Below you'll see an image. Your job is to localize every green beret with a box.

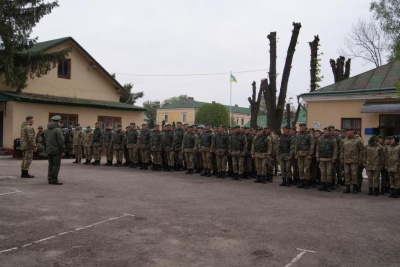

[377,135,383,139]
[38,125,43,129]
[299,123,306,127]
[369,135,377,143]
[309,128,315,131]
[26,115,33,120]
[291,127,297,131]
[283,125,291,129]
[315,129,321,133]
[51,115,61,121]
[323,127,329,131]
[257,127,263,131]
[347,128,355,131]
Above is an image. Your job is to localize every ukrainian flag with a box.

[230,74,237,83]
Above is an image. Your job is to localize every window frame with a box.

[57,59,71,79]
[341,118,362,133]
[49,113,78,128]
[97,116,122,131]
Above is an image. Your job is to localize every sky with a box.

[32,0,381,108]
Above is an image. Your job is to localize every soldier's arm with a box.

[315,139,320,160]
[28,127,37,149]
[340,140,344,163]
[57,129,66,153]
[251,136,256,155]
[332,139,338,162]
[290,136,295,159]
[309,134,315,157]
[267,137,272,157]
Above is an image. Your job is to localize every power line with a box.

[115,68,268,77]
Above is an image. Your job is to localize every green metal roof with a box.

[301,61,400,97]
[159,98,250,115]
[25,37,72,53]
[0,91,146,111]
[244,107,307,128]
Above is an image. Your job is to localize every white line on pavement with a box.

[0,190,22,196]
[0,213,135,254]
[284,248,316,267]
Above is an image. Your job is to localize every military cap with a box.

[377,135,383,139]
[291,127,297,131]
[328,125,335,130]
[299,123,306,127]
[346,128,355,131]
[234,125,240,129]
[244,126,250,129]
[87,126,91,128]
[38,125,43,129]
[315,129,322,133]
[264,126,270,130]
[176,121,182,124]
[385,136,391,140]
[165,123,171,126]
[368,135,377,143]
[283,125,291,129]
[117,124,122,127]
[26,115,33,120]
[142,123,147,126]
[323,127,329,131]
[187,125,193,129]
[126,126,130,129]
[257,127,263,131]
[51,115,61,121]
[392,135,399,143]
[309,128,315,131]
[204,123,210,126]
[130,122,136,125]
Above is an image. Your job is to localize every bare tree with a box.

[263,22,302,133]
[309,35,320,92]
[247,81,263,129]
[339,18,387,67]
[330,56,351,83]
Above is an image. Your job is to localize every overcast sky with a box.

[32,0,380,108]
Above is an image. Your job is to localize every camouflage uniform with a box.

[181,130,198,173]
[162,128,175,171]
[251,131,272,183]
[73,127,83,162]
[229,129,247,179]
[340,134,364,193]
[278,132,295,185]
[316,134,338,191]
[21,120,36,173]
[364,141,383,195]
[266,131,277,181]
[92,126,104,164]
[295,130,315,187]
[150,128,163,170]
[112,129,126,166]
[126,127,139,167]
[172,127,185,170]
[83,130,93,163]
[103,128,113,165]
[244,130,254,177]
[200,127,214,176]
[36,129,46,158]
[65,128,74,158]
[139,127,151,168]
[213,130,229,177]
[386,142,400,197]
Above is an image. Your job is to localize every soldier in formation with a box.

[36,125,47,159]
[83,126,93,165]
[73,124,83,164]
[20,115,37,178]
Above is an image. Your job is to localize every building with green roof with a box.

[0,37,145,152]
[301,61,400,143]
[156,97,250,126]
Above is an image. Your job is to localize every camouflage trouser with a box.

[244,155,253,173]
[232,156,244,174]
[152,151,162,165]
[184,151,195,169]
[166,150,175,167]
[201,149,212,169]
[280,159,292,178]
[92,146,102,161]
[227,155,233,172]
[124,146,130,162]
[128,145,138,163]
[114,149,124,162]
[344,163,358,185]
[194,152,203,169]
[216,155,227,172]
[319,160,333,183]
[174,150,183,166]
[254,156,267,176]
[140,149,150,164]
[74,145,82,160]
[366,170,380,188]
[103,144,112,161]
[21,149,33,170]
[297,155,311,180]
[267,156,274,175]
[292,158,299,178]
[332,160,341,183]
[84,147,92,161]
[381,169,389,188]
[310,157,318,182]
[388,172,400,189]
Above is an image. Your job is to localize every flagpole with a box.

[230,71,232,128]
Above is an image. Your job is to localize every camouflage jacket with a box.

[83,132,93,148]
[316,135,338,160]
[200,129,213,149]
[340,136,364,164]
[111,130,126,149]
[20,121,36,150]
[364,143,383,171]
[251,134,272,157]
[386,144,400,172]
[92,128,104,147]
[162,130,174,151]
[126,129,139,148]
[103,129,113,145]
[73,130,83,146]
[229,132,247,156]
[149,130,163,152]
[295,131,314,156]
[181,132,198,152]
[172,128,185,150]
[212,132,229,156]
[278,134,294,160]
[36,131,45,151]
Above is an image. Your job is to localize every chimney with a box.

[234,104,238,107]
[212,101,216,104]
[188,97,194,100]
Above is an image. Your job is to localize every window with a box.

[49,113,78,128]
[241,118,244,126]
[182,113,186,123]
[58,59,71,79]
[98,116,122,131]
[379,114,400,137]
[236,118,239,125]
[164,114,168,123]
[341,118,361,133]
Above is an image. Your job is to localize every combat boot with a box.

[221,172,226,178]
[152,164,158,171]
[106,160,113,166]
[188,168,194,174]
[93,160,100,166]
[368,187,373,196]
[389,188,394,198]
[286,177,292,187]
[318,182,327,191]
[254,176,262,183]
[206,169,211,177]
[268,174,273,182]
[279,177,287,186]
[394,189,399,198]
[304,180,309,189]
[374,187,379,196]
[343,185,351,193]
[380,186,386,195]
[352,184,358,194]
[262,176,267,184]
[73,159,79,163]
[326,183,331,192]
[200,169,207,176]
[297,180,305,188]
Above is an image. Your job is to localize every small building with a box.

[301,61,400,143]
[156,97,250,126]
[0,37,146,152]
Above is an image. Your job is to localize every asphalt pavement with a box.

[1,158,400,267]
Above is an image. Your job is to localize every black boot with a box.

[21,170,34,178]
[261,175,267,184]
[254,175,262,183]
[343,185,351,193]
[268,174,273,182]
[297,180,305,188]
[206,169,211,177]
[186,168,193,174]
[380,186,386,195]
[216,171,222,178]
[107,160,113,166]
[326,183,331,192]
[318,182,327,191]
[352,184,358,194]
[286,177,292,187]
[368,187,373,196]
[73,159,79,163]
[304,180,309,189]
[221,171,226,178]
[374,187,379,196]
[232,173,239,180]
[200,169,207,176]
[50,179,63,185]
[389,188,394,198]
[279,177,287,186]
[394,189,399,198]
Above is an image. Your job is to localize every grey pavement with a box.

[0,157,399,267]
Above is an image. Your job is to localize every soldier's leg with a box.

[232,156,238,174]
[279,159,287,186]
[132,145,138,165]
[253,157,261,183]
[350,163,359,193]
[238,156,244,176]
[319,161,327,185]
[297,156,305,181]
[261,157,268,183]
[373,170,380,195]
[366,170,373,189]
[293,159,299,184]
[358,164,364,192]
[325,161,333,191]
[21,149,33,171]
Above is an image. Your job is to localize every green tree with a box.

[119,82,144,105]
[143,100,160,128]
[0,0,70,92]
[370,0,400,61]
[161,95,188,106]
[195,103,230,127]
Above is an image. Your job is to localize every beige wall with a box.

[2,101,144,150]
[307,100,379,143]
[0,40,121,102]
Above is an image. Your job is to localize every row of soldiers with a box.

[64,121,400,197]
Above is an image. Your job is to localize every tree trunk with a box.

[330,56,351,83]
[247,81,263,129]
[264,32,277,130]
[275,22,302,132]
[309,35,320,92]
